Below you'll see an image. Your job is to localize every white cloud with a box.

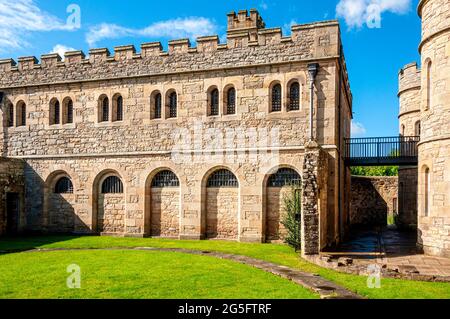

[260,2,269,10]
[50,44,76,60]
[0,0,78,53]
[351,121,367,137]
[336,0,411,29]
[282,19,298,35]
[86,17,218,47]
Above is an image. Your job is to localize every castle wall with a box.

[417,0,450,257]
[266,186,290,241]
[0,158,24,235]
[150,188,180,237]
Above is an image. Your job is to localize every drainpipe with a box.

[307,63,319,141]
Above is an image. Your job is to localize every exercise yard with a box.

[0,236,449,299]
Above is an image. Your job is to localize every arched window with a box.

[426,60,432,109]
[415,121,421,137]
[151,170,180,188]
[207,169,238,188]
[267,168,301,187]
[152,92,162,119]
[288,82,300,111]
[54,177,74,194]
[424,167,430,216]
[101,96,109,122]
[226,87,236,115]
[16,102,26,127]
[50,99,60,125]
[6,103,13,127]
[209,88,219,116]
[401,124,405,136]
[101,176,123,194]
[168,92,177,118]
[271,84,282,112]
[113,95,123,122]
[64,99,74,124]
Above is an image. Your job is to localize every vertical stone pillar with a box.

[301,141,325,256]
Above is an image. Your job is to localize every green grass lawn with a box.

[1,236,449,299]
[0,250,317,299]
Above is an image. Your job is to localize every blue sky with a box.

[0,0,422,137]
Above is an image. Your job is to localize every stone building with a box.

[398,0,450,257]
[0,9,352,254]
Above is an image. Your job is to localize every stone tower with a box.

[416,0,450,257]
[397,62,421,228]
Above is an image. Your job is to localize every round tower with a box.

[417,0,450,257]
[397,63,421,229]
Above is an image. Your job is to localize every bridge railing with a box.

[344,136,420,166]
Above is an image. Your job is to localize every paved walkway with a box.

[20,247,362,299]
[320,227,450,282]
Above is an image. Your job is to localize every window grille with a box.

[210,89,219,116]
[7,104,13,127]
[101,176,123,194]
[168,92,177,118]
[151,170,180,188]
[154,93,162,119]
[271,84,282,112]
[102,97,109,122]
[19,103,26,126]
[267,168,301,187]
[116,96,123,121]
[67,100,73,124]
[289,82,300,111]
[207,169,238,188]
[227,88,236,115]
[55,177,74,194]
[54,100,60,125]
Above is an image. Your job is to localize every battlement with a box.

[398,62,421,95]
[0,11,343,89]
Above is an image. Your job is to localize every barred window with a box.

[207,169,238,188]
[54,177,74,194]
[226,88,236,115]
[210,88,219,116]
[271,84,282,112]
[7,103,13,127]
[154,93,162,119]
[168,92,177,118]
[66,99,73,124]
[17,102,26,127]
[289,82,300,111]
[116,96,123,121]
[151,170,180,188]
[267,168,301,187]
[101,97,109,122]
[101,176,123,194]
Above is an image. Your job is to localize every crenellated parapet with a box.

[0,12,342,88]
[398,62,421,135]
[398,62,421,96]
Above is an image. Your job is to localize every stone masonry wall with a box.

[98,194,125,234]
[150,188,180,237]
[266,187,290,241]
[350,176,398,227]
[0,158,24,235]
[206,188,239,240]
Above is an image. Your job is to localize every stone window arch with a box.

[207,169,239,188]
[54,177,74,194]
[151,91,162,119]
[98,95,109,122]
[414,121,421,137]
[288,81,300,111]
[208,86,220,116]
[224,86,236,115]
[112,94,123,122]
[270,82,282,112]
[166,90,177,118]
[63,97,74,124]
[5,100,13,127]
[50,98,60,125]
[101,176,123,194]
[16,101,26,127]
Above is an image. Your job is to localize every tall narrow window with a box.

[101,96,109,122]
[54,100,60,125]
[426,61,432,109]
[271,84,282,112]
[6,103,13,127]
[16,102,26,127]
[226,87,236,115]
[210,88,219,116]
[66,99,73,124]
[415,121,421,137]
[424,167,430,216]
[113,95,123,122]
[168,92,177,118]
[289,82,300,111]
[153,93,162,119]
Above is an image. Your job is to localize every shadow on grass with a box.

[0,234,87,254]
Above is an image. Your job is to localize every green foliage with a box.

[351,166,398,177]
[280,186,302,251]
